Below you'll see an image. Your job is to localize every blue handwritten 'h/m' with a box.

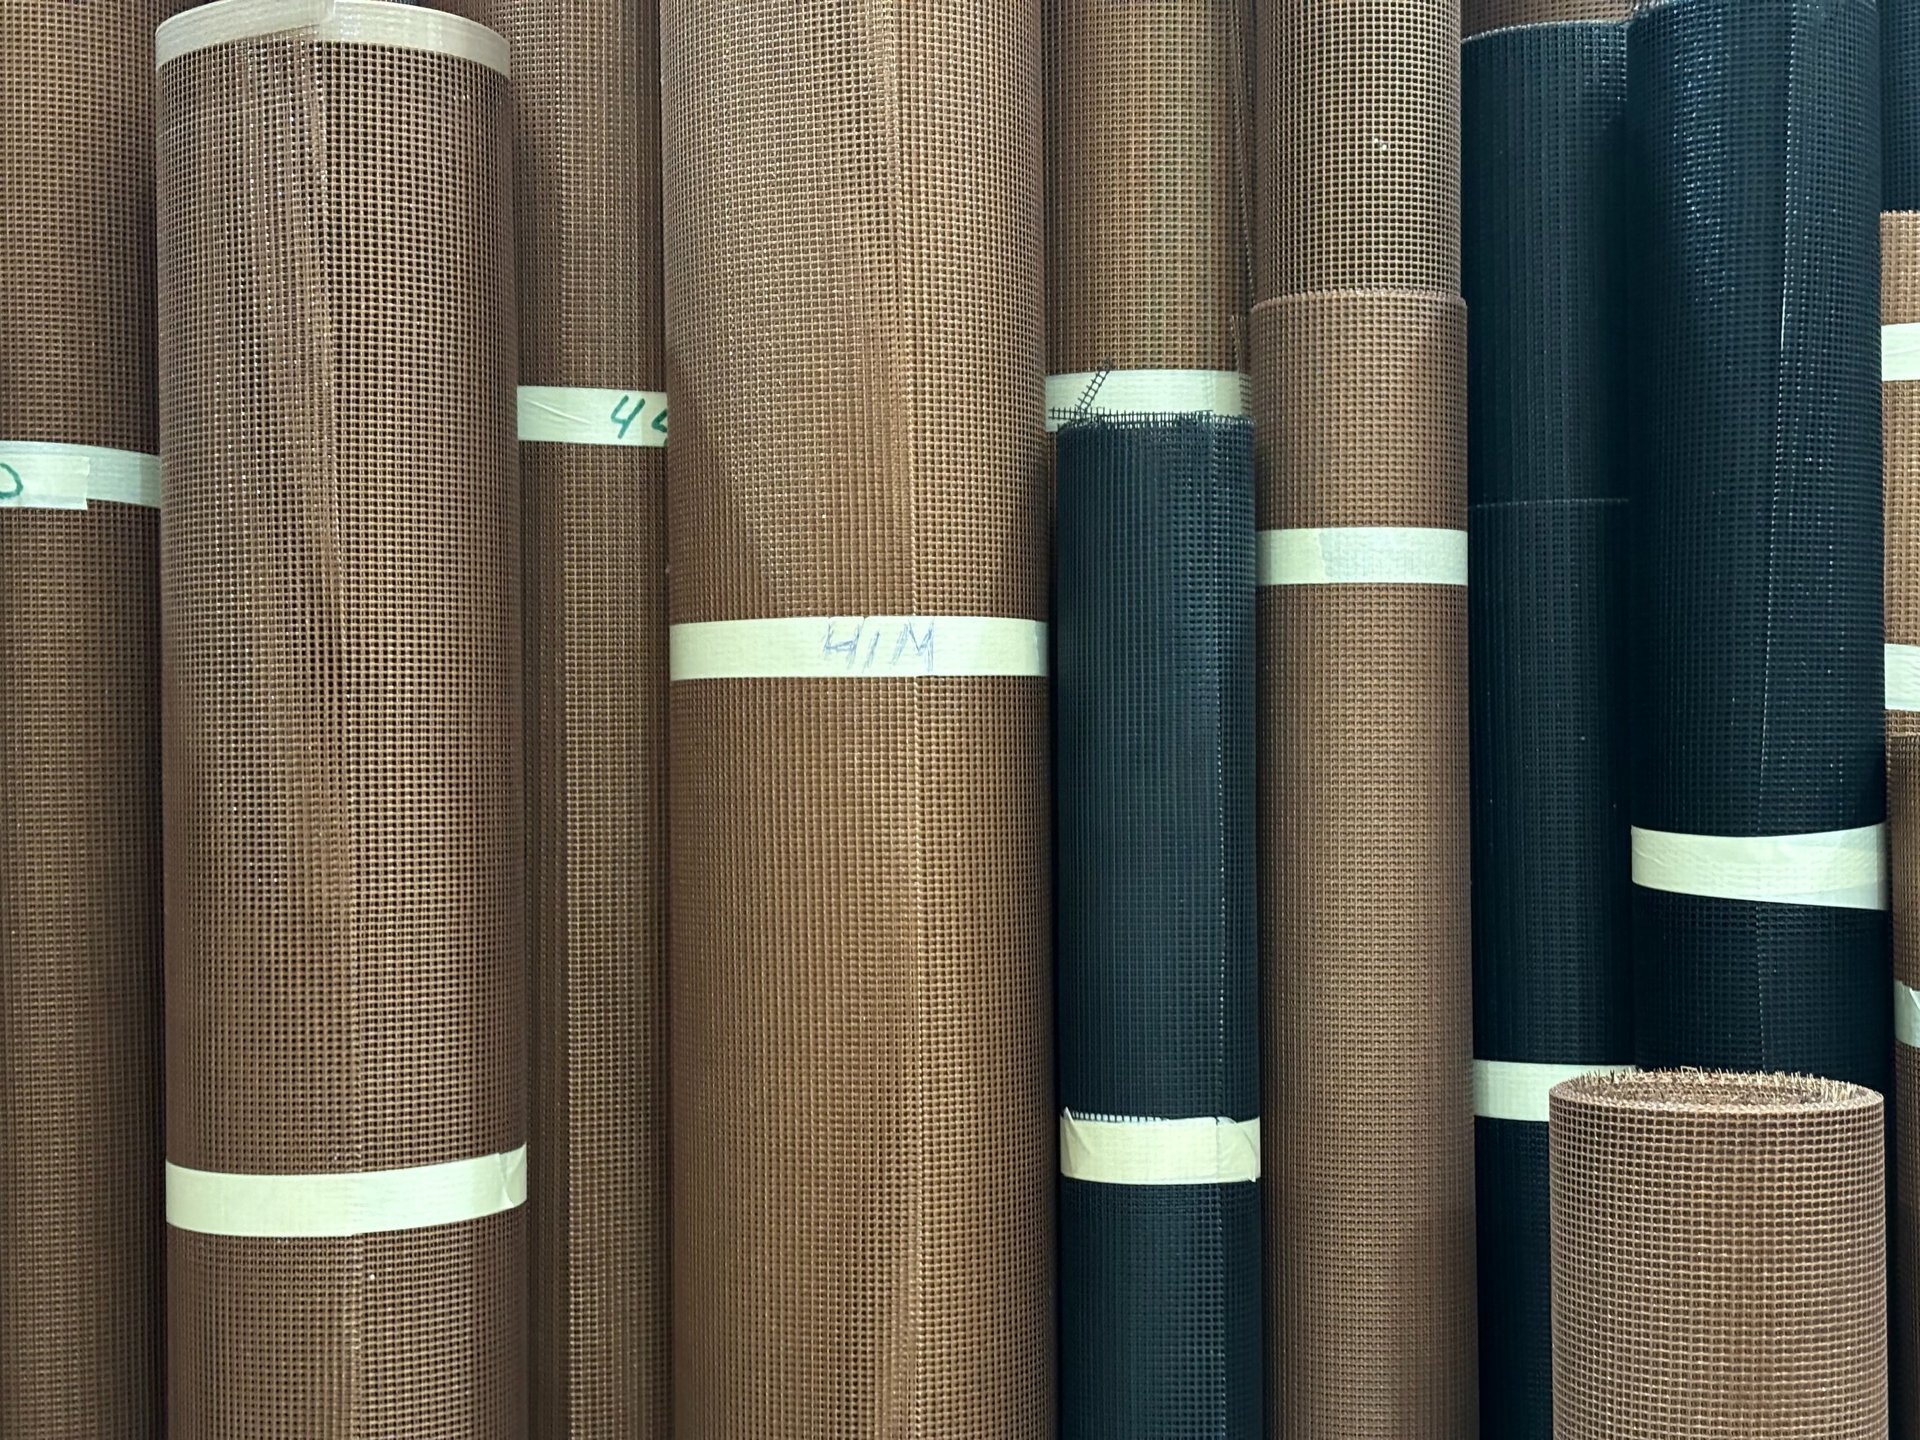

[820,617,938,674]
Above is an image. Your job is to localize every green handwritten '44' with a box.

[609,393,669,441]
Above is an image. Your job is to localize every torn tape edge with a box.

[1058,1111,1261,1186]
[1474,1059,1637,1124]
[0,442,161,510]
[157,0,510,77]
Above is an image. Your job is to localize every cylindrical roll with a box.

[1549,1069,1888,1438]
[1625,0,1886,1091]
[1893,0,1920,211]
[663,2,1051,1434]
[1053,415,1258,1437]
[483,0,669,1432]
[1462,0,1628,38]
[1253,289,1475,1438]
[157,4,523,1434]
[0,5,163,1433]
[1462,22,1631,1440]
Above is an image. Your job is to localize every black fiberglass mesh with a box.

[1890,0,1920,207]
[1626,0,1887,1091]
[1053,414,1259,1437]
[1463,22,1633,1440]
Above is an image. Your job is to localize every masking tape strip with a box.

[0,442,160,511]
[1886,322,1920,383]
[1630,823,1889,910]
[518,386,668,447]
[166,1145,528,1238]
[1059,1112,1261,1186]
[1257,526,1469,586]
[671,616,1048,681]
[1890,643,1920,712]
[1473,1060,1637,1124]
[156,0,510,76]
[1897,980,1920,1050]
[1043,369,1247,429]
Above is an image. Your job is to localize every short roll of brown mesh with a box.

[1461,0,1631,38]
[157,11,525,1436]
[1253,290,1476,1438]
[662,1,1053,1432]
[482,1,670,1433]
[0,5,163,1433]
[1549,1069,1888,1438]
[1045,0,1250,374]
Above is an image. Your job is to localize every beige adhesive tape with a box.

[1058,1112,1261,1186]
[1473,1059,1636,1124]
[1630,824,1889,911]
[1257,526,1469,586]
[670,616,1049,681]
[1890,643,1920,712]
[0,442,160,510]
[1886,322,1920,383]
[1898,980,1920,1050]
[155,0,510,76]
[166,1145,529,1239]
[1044,369,1247,430]
[518,386,669,447]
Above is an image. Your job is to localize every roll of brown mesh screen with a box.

[156,4,524,1434]
[1549,1069,1888,1438]
[662,1,1053,1432]
[1460,0,1630,39]
[0,5,163,1433]
[1252,289,1476,1438]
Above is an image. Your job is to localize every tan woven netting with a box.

[157,14,525,1436]
[663,1,1054,1432]
[1460,0,1630,38]
[1550,1070,1888,1438]
[0,6,163,1432]
[1045,0,1250,374]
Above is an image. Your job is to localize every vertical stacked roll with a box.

[1626,0,1886,1088]
[1550,1070,1888,1438]
[1461,18,1631,1440]
[663,3,1052,1433]
[486,1,669,1433]
[1253,2,1475,1433]
[157,4,524,1434]
[0,5,163,1433]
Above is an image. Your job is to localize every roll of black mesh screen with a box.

[1053,413,1260,1438]
[1626,0,1886,1093]
[1462,23,1633,1440]
[1890,0,1920,207]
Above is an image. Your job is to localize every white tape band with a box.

[518,387,668,447]
[671,616,1047,681]
[156,0,510,76]
[1044,370,1247,429]
[1473,1060,1636,1123]
[0,443,160,511]
[166,1145,528,1238]
[1886,322,1920,383]
[1897,981,1920,1050]
[1630,824,1889,910]
[1059,1112,1261,1186]
[1258,527,1468,586]
[1890,643,1920,712]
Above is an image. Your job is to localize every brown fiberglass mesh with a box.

[1252,291,1476,1439]
[1460,0,1630,38]
[663,1,1054,1433]
[483,0,670,1433]
[0,6,163,1433]
[157,19,525,1436]
[1045,0,1250,374]
[1550,1070,1888,1439]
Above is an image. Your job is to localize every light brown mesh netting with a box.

[662,0,1054,1432]
[1550,1069,1888,1439]
[0,7,164,1430]
[1460,0,1631,38]
[157,12,525,1435]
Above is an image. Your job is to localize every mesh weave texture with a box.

[1626,0,1887,1090]
[158,18,525,1435]
[1549,1070,1888,1439]
[1462,23,1631,1440]
[662,1,1053,1433]
[480,0,670,1433]
[1892,0,1920,209]
[1462,0,1630,38]
[0,4,164,1433]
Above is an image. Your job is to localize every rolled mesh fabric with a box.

[0,4,163,1432]
[1893,0,1920,209]
[1625,0,1887,1092]
[1053,416,1259,1437]
[663,2,1053,1433]
[479,1,669,1433]
[157,5,525,1434]
[1462,22,1631,1440]
[1462,0,1628,39]
[1549,1070,1888,1438]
